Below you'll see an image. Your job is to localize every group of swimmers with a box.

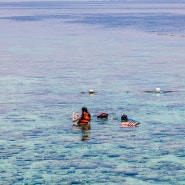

[72,107,140,130]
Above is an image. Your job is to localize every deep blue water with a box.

[0,1,185,184]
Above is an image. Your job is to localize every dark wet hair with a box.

[82,107,88,112]
[121,114,128,122]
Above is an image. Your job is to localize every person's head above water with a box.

[82,107,88,112]
[121,114,128,122]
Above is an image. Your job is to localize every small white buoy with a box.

[89,89,94,94]
[155,87,161,93]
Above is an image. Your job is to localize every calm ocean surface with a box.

[0,0,185,184]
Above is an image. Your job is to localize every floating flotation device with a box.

[72,112,81,122]
[121,114,140,127]
[81,89,97,94]
[89,89,95,94]
[97,112,108,119]
[121,119,140,127]
[144,88,178,94]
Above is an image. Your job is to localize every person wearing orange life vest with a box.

[77,107,91,128]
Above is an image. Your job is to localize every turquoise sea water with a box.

[0,1,185,184]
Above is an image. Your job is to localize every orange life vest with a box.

[78,112,91,126]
